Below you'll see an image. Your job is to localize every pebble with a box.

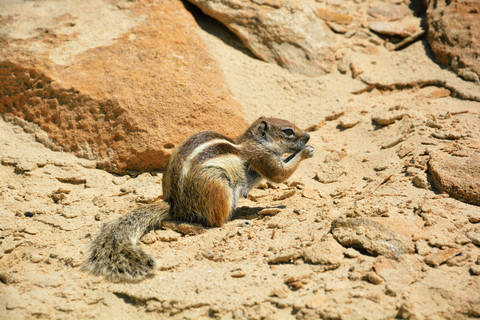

[366,271,383,284]
[230,271,246,278]
[466,231,480,246]
[350,61,364,78]
[258,208,282,216]
[302,187,321,200]
[24,211,35,218]
[141,231,157,244]
[470,265,480,276]
[424,248,461,267]
[325,110,345,121]
[0,236,20,254]
[339,116,361,129]
[368,19,419,38]
[415,240,433,256]
[30,254,44,263]
[428,88,451,99]
[344,248,360,258]
[155,229,180,242]
[372,111,405,126]
[15,160,37,173]
[270,288,289,299]
[432,130,463,140]
[273,189,296,201]
[469,216,480,223]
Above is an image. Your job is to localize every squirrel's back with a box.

[163,131,252,227]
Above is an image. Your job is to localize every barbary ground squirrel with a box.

[83,117,314,282]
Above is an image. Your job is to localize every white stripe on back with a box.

[178,138,240,192]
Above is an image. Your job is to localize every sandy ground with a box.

[1,3,480,320]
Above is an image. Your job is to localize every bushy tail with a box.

[83,202,169,282]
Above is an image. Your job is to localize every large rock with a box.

[0,0,247,173]
[426,0,480,81]
[428,151,480,206]
[185,0,336,76]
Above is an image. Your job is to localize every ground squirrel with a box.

[83,117,314,282]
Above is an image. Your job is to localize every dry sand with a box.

[1,3,480,320]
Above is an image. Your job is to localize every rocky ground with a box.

[1,0,480,319]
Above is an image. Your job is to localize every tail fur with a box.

[83,202,169,282]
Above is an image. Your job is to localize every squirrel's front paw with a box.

[302,145,314,158]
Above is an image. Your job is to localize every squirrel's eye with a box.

[282,128,294,136]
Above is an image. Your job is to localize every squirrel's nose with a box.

[303,132,310,143]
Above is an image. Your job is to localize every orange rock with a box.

[0,0,247,173]
[316,8,353,25]
[428,151,480,206]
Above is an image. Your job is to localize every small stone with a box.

[315,164,345,184]
[14,160,37,173]
[339,116,361,129]
[230,271,246,278]
[326,21,348,34]
[470,265,480,276]
[412,173,430,189]
[369,18,421,37]
[432,130,463,140]
[286,280,304,291]
[273,189,296,201]
[466,231,480,246]
[289,181,305,189]
[0,272,18,284]
[469,216,480,224]
[0,236,20,254]
[372,111,405,126]
[350,61,363,79]
[24,211,35,218]
[268,250,300,264]
[374,164,389,172]
[428,88,451,99]
[302,187,321,200]
[305,121,326,132]
[30,254,43,263]
[325,110,345,121]
[56,176,87,184]
[112,176,129,185]
[381,135,405,149]
[258,208,282,216]
[424,248,461,267]
[455,234,472,245]
[141,231,157,244]
[155,229,180,242]
[316,8,353,25]
[415,240,433,256]
[270,288,289,298]
[302,241,343,267]
[366,271,383,284]
[344,248,360,258]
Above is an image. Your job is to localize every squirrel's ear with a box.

[259,120,269,136]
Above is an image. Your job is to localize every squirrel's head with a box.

[244,117,310,155]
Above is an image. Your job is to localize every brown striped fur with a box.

[84,117,313,282]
